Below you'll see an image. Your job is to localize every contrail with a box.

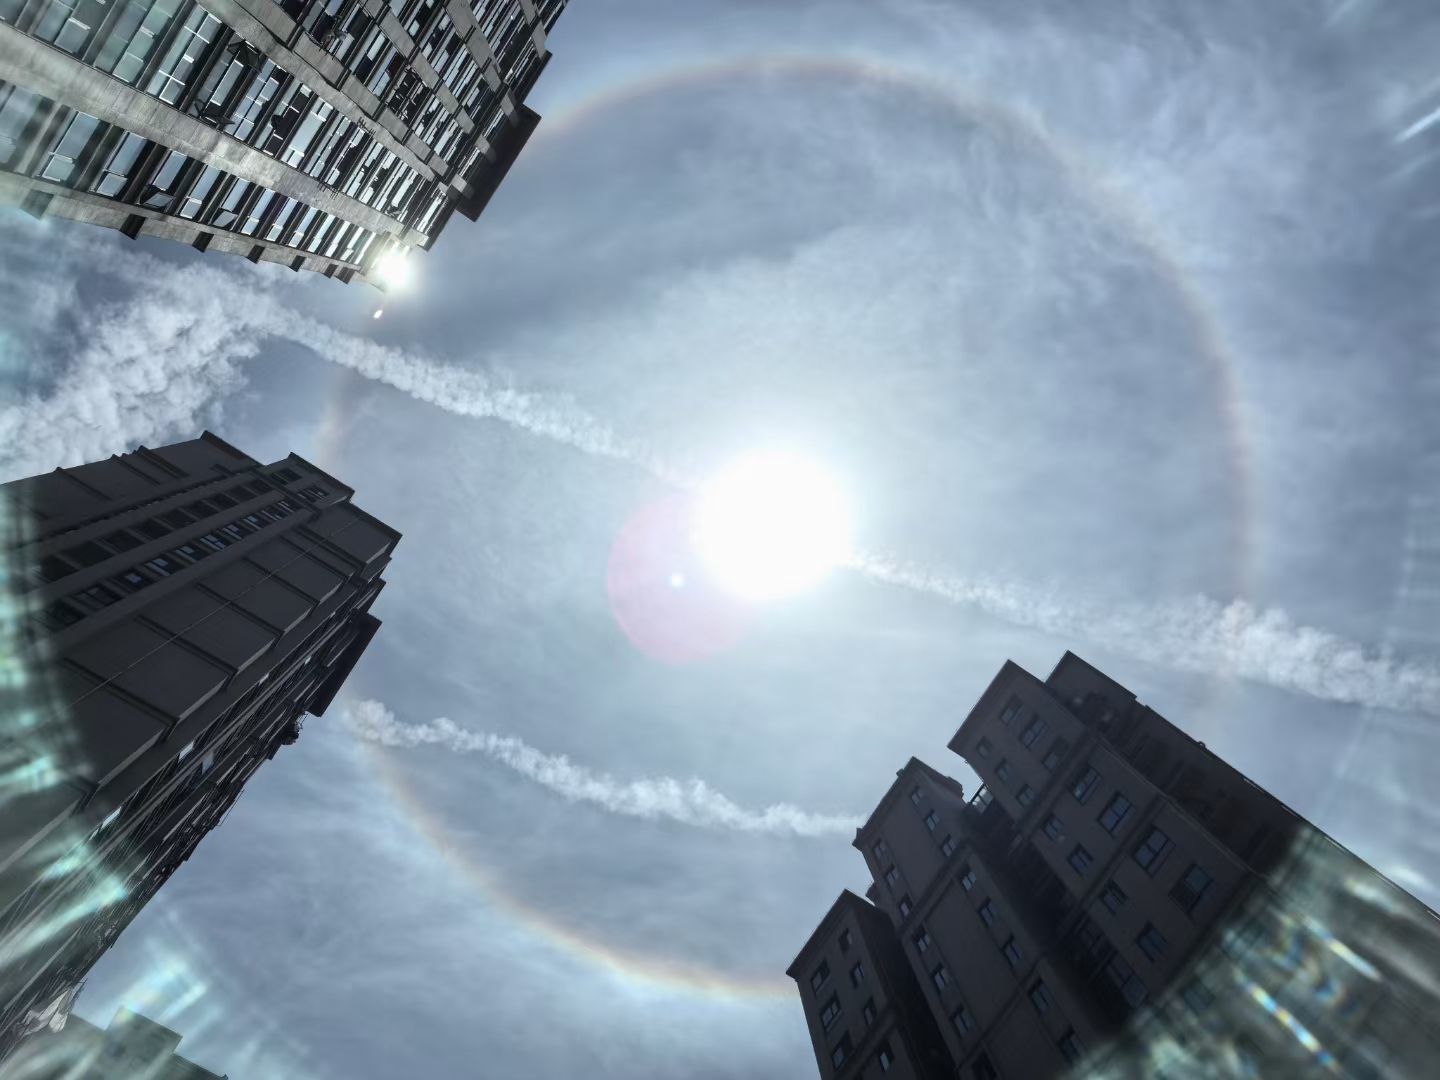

[343,699,862,837]
[853,552,1440,718]
[0,228,687,486]
[3,227,1436,720]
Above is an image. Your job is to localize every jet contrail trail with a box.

[344,699,862,837]
[852,552,1440,718]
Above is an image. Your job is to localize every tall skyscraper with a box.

[0,0,566,283]
[0,432,400,1061]
[791,653,1440,1079]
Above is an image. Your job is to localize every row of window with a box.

[21,476,277,589]
[283,0,520,164]
[0,85,382,261]
[35,496,303,631]
[0,0,452,224]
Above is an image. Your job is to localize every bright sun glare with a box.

[694,451,853,602]
[373,249,412,290]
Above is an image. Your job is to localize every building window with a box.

[1097,792,1134,834]
[1233,917,1268,958]
[1133,827,1174,875]
[959,865,977,891]
[1071,765,1101,803]
[884,865,900,888]
[1135,922,1168,962]
[1182,980,1215,1015]
[199,532,228,551]
[977,736,993,758]
[973,1053,999,1080]
[34,554,75,583]
[74,582,123,611]
[862,998,877,1026]
[114,568,156,592]
[940,834,958,857]
[970,786,993,812]
[1170,863,1214,914]
[1067,845,1093,875]
[876,1040,895,1072]
[1001,935,1022,969]
[872,839,890,862]
[143,554,183,577]
[910,785,923,805]
[1016,784,1036,807]
[977,898,996,926]
[1042,738,1070,772]
[950,1005,973,1035]
[1058,1029,1084,1065]
[1028,979,1053,1013]
[913,926,931,954]
[810,960,830,993]
[39,599,84,629]
[65,540,111,567]
[1103,953,1148,1008]
[931,963,949,991]
[850,961,865,988]
[897,895,913,919]
[999,695,1022,724]
[819,994,841,1031]
[1100,880,1128,914]
[1042,814,1065,841]
[995,758,1012,783]
[838,929,852,952]
[924,810,940,831]
[830,1033,853,1069]
[1019,714,1047,748]
[102,529,142,552]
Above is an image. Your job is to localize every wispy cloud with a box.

[853,552,1440,717]
[342,699,861,837]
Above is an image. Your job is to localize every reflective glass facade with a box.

[0,0,564,281]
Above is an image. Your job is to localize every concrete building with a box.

[790,653,1440,1079]
[1,1004,226,1078]
[0,0,566,283]
[0,432,400,1062]
[788,890,955,1080]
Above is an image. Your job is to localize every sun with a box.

[372,248,413,290]
[693,451,853,602]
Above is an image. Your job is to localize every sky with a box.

[2,0,1440,1076]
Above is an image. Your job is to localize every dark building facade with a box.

[2,1004,226,1078]
[0,432,399,1061]
[0,0,565,282]
[791,653,1440,1079]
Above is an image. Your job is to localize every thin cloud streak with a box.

[343,699,862,837]
[853,552,1440,718]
